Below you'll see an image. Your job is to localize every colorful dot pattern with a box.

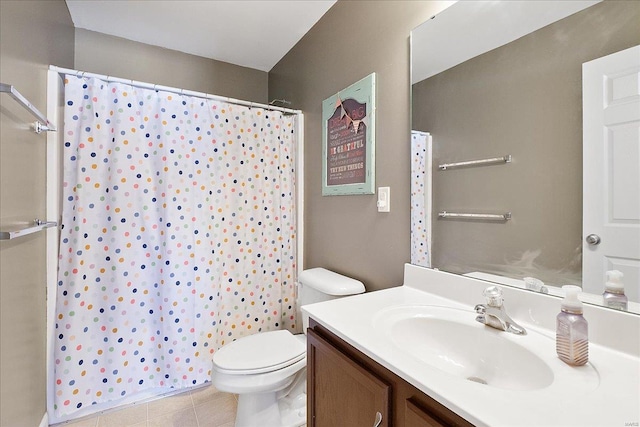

[54,75,298,417]
[411,131,430,267]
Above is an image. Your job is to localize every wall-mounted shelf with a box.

[0,82,56,133]
[438,211,512,221]
[0,219,58,240]
[439,155,511,171]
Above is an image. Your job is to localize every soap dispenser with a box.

[556,285,588,366]
[603,270,628,311]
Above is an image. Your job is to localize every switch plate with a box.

[377,186,390,212]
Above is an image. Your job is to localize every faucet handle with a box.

[483,286,504,307]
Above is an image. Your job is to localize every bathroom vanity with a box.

[303,264,640,427]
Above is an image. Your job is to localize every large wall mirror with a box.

[410,0,640,313]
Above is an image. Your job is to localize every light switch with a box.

[377,187,390,212]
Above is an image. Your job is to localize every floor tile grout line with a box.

[191,391,202,427]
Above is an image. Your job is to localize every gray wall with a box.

[0,1,75,426]
[75,29,269,104]
[412,0,640,285]
[269,1,447,291]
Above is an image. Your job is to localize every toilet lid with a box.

[213,330,306,374]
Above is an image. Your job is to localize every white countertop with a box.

[302,265,640,427]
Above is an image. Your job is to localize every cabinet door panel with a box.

[307,328,390,427]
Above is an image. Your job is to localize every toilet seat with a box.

[213,330,306,375]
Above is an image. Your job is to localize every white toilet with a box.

[211,268,365,427]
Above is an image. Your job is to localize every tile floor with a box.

[56,385,237,427]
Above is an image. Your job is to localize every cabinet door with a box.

[307,328,390,427]
[405,398,447,427]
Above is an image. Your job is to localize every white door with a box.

[582,45,640,302]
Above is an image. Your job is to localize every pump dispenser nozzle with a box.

[605,270,624,292]
[561,285,583,314]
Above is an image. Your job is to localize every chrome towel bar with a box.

[439,155,511,170]
[438,211,512,221]
[0,219,58,240]
[0,83,56,133]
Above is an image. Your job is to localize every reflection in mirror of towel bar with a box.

[0,219,58,240]
[438,212,512,221]
[439,155,511,170]
[1,82,57,133]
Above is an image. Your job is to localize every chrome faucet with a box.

[474,286,527,335]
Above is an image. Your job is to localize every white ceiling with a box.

[65,0,337,72]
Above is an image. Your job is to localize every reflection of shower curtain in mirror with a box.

[411,131,431,267]
[54,75,297,417]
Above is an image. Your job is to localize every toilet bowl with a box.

[210,268,365,427]
[211,330,307,427]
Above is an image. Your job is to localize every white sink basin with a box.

[373,305,599,392]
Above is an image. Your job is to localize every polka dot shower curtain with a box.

[54,75,297,417]
[410,130,430,268]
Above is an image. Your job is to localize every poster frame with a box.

[321,73,376,196]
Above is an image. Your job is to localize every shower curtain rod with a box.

[49,65,302,115]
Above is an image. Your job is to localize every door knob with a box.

[586,234,601,245]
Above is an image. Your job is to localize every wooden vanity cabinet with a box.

[307,319,474,427]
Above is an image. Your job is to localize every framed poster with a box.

[322,73,376,195]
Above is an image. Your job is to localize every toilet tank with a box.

[297,268,365,332]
